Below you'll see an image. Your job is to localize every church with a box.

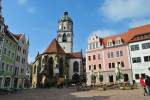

[32,12,84,88]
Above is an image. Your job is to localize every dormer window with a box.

[115,39,122,45]
[107,40,113,47]
[115,37,123,45]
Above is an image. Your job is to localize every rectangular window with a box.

[99,64,101,69]
[135,74,140,79]
[90,44,92,49]
[120,51,123,56]
[130,45,139,51]
[116,51,119,57]
[93,55,96,60]
[89,65,91,70]
[93,43,95,49]
[142,42,150,49]
[8,51,11,57]
[141,73,145,79]
[144,56,150,62]
[88,56,91,61]
[94,65,96,70]
[98,54,100,59]
[112,63,115,68]
[132,57,141,63]
[108,53,110,58]
[2,63,4,71]
[109,63,111,69]
[3,48,6,54]
[117,62,120,66]
[23,49,26,55]
[111,52,114,58]
[121,61,124,67]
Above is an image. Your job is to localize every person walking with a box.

[140,76,146,96]
[145,75,150,96]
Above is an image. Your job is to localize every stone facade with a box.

[57,11,73,53]
[32,12,83,88]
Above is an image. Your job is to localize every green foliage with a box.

[91,74,96,81]
[99,74,103,82]
[0,70,13,76]
[116,67,123,82]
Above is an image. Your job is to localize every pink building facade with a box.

[86,34,132,85]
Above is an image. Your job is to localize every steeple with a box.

[0,0,2,16]
[57,11,73,53]
[0,0,4,23]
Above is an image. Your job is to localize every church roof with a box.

[59,11,72,22]
[44,39,65,54]
[67,52,82,59]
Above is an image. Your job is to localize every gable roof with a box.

[44,39,65,54]
[101,24,150,46]
[4,25,18,43]
[129,32,150,43]
[67,52,82,59]
[13,34,24,41]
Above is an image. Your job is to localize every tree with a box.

[91,73,96,86]
[115,64,123,83]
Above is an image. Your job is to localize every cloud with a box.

[100,0,150,22]
[17,0,36,14]
[18,0,28,5]
[27,7,36,14]
[28,56,34,63]
[129,19,150,28]
[90,29,117,38]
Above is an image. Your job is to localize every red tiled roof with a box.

[44,39,65,54]
[125,24,150,42]
[13,34,23,40]
[102,24,150,46]
[102,34,124,46]
[67,52,82,59]
[129,32,150,43]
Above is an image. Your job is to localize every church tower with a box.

[57,11,73,53]
[0,0,4,32]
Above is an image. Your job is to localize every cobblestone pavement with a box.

[0,87,149,100]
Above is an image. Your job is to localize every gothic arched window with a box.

[34,65,37,74]
[67,33,71,37]
[73,61,79,72]
[62,33,67,42]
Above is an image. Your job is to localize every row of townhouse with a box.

[86,24,150,85]
[0,0,30,89]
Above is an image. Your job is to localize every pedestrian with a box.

[140,76,146,96]
[145,75,150,96]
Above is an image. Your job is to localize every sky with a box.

[2,0,150,63]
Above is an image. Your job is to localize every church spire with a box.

[0,0,4,23]
[0,0,2,16]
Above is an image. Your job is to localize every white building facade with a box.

[129,33,150,82]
